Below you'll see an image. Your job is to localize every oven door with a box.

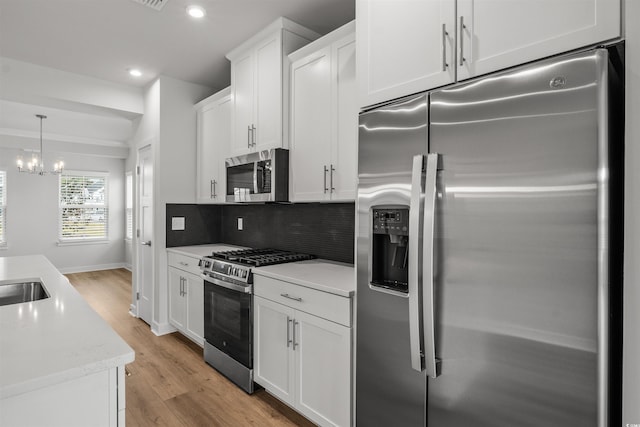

[203,278,252,369]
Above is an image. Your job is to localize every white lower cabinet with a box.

[254,276,352,427]
[168,251,204,346]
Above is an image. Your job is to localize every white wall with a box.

[0,147,126,273]
[127,76,212,335]
[624,0,640,423]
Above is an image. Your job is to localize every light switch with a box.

[172,217,185,231]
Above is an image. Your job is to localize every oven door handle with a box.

[202,274,252,294]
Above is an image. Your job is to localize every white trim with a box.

[57,239,109,246]
[151,321,177,336]
[0,127,128,148]
[57,262,127,274]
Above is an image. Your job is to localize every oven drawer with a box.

[254,275,351,327]
[168,252,202,276]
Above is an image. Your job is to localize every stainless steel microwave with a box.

[225,148,289,202]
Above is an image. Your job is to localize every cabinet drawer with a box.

[167,252,202,276]
[254,275,351,327]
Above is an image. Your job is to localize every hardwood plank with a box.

[66,269,317,427]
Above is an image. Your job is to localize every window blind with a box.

[59,172,108,241]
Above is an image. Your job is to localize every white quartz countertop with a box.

[166,243,246,258]
[254,259,355,297]
[0,255,135,399]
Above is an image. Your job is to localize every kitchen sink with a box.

[0,280,50,307]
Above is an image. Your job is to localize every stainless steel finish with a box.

[251,125,256,147]
[356,93,429,427]
[287,316,292,347]
[204,341,254,394]
[202,274,251,293]
[182,277,187,296]
[330,164,336,192]
[211,179,217,198]
[141,240,151,246]
[459,16,465,66]
[324,165,329,193]
[253,161,258,194]
[280,293,302,302]
[292,320,299,350]
[225,148,288,203]
[427,49,610,427]
[442,24,448,71]
[595,50,610,427]
[0,280,50,306]
[408,154,425,372]
[422,153,441,379]
[247,125,251,148]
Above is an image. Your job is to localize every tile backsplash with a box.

[166,202,355,264]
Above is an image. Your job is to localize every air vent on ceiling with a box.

[130,0,168,11]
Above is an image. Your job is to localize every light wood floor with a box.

[65,268,316,427]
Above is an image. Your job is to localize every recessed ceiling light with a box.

[129,68,143,77]
[186,5,206,18]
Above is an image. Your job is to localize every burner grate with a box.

[211,248,315,267]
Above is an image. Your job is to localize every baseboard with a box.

[58,262,128,274]
[129,304,138,317]
[123,264,132,272]
[152,321,177,336]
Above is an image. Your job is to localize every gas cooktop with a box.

[208,248,315,267]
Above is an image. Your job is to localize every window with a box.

[59,171,108,242]
[125,172,133,240]
[0,171,6,246]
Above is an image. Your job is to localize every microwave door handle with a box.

[253,162,258,194]
[423,153,442,378]
[408,154,425,372]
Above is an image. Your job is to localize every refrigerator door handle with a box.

[408,154,425,372]
[423,153,442,378]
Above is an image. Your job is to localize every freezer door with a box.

[428,49,609,427]
[356,93,429,426]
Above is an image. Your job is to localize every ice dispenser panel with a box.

[371,207,409,293]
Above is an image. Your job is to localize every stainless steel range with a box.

[199,248,315,393]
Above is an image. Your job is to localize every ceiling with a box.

[0,0,354,157]
[0,0,355,91]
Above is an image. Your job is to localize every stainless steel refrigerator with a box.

[355,45,623,427]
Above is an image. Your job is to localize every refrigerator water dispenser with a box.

[371,207,409,293]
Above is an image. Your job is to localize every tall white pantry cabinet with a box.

[357,0,621,108]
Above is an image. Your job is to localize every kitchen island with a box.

[0,255,135,426]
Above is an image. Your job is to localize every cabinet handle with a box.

[251,125,256,147]
[442,23,449,71]
[459,16,466,67]
[287,316,293,348]
[292,320,299,350]
[280,293,303,302]
[179,261,189,267]
[179,277,183,296]
[211,179,217,198]
[330,164,336,193]
[247,125,252,148]
[323,165,329,193]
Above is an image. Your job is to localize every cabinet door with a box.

[290,47,333,202]
[357,0,455,108]
[185,273,204,345]
[331,34,357,201]
[196,94,230,204]
[254,296,296,405]
[295,310,351,427]
[168,267,185,330]
[231,52,254,156]
[456,0,620,81]
[254,34,282,152]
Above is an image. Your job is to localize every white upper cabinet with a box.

[195,87,231,204]
[227,17,320,157]
[289,21,357,202]
[357,0,620,108]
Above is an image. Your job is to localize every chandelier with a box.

[16,114,64,175]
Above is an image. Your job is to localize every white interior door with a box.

[137,144,153,325]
